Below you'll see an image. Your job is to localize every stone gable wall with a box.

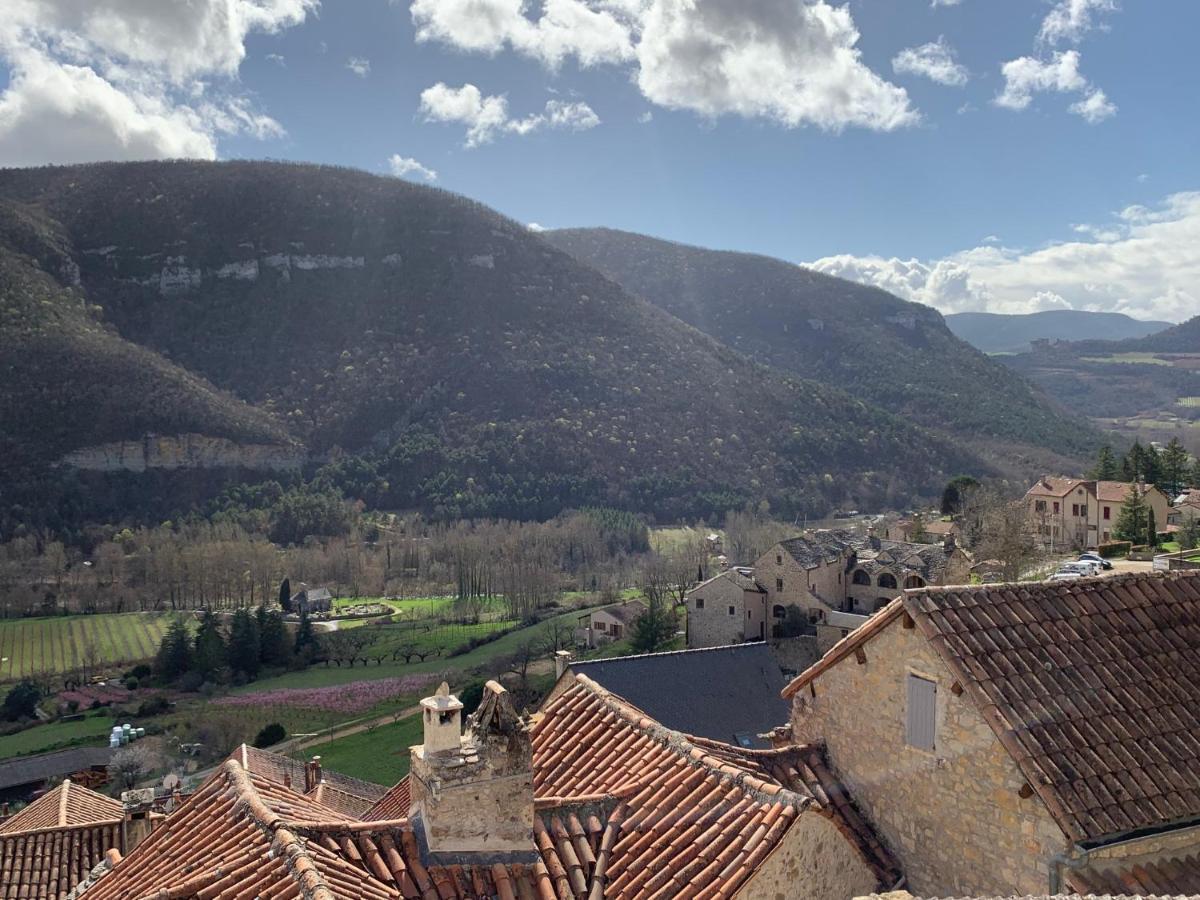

[789,619,1066,896]
[686,575,749,647]
[738,810,878,900]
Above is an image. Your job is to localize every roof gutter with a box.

[1048,814,1200,894]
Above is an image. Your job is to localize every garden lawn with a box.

[296,714,423,786]
[0,714,115,759]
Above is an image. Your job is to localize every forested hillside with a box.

[0,161,985,533]
[543,228,1104,466]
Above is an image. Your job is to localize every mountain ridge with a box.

[945,310,1173,354]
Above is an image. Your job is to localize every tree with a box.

[1147,507,1159,549]
[2,680,41,721]
[1122,441,1161,486]
[192,612,227,679]
[294,606,316,657]
[908,513,929,544]
[1179,513,1200,552]
[155,619,193,681]
[1090,446,1119,481]
[941,476,980,516]
[256,606,290,667]
[227,608,261,679]
[108,744,155,790]
[253,723,287,748]
[1159,438,1191,498]
[967,485,1042,581]
[1114,486,1149,545]
[278,577,292,613]
[630,603,678,653]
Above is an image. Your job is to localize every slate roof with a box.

[0,747,114,792]
[0,781,121,834]
[784,571,1200,845]
[1068,855,1200,896]
[779,529,858,569]
[855,540,954,582]
[591,600,647,626]
[567,642,789,747]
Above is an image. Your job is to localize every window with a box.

[1072,504,1079,516]
[733,732,754,748]
[1103,506,1111,520]
[772,604,786,619]
[1053,502,1060,514]
[1035,499,1047,513]
[1080,505,1088,518]
[877,573,898,590]
[852,569,871,586]
[776,554,782,565]
[728,606,736,616]
[775,578,784,592]
[906,674,937,751]
[905,575,925,589]
[694,597,705,610]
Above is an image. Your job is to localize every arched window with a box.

[877,572,898,590]
[905,575,925,589]
[852,569,871,586]
[773,604,786,619]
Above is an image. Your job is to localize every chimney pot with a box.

[554,650,571,680]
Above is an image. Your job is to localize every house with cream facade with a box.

[781,570,1200,898]
[1024,476,1171,548]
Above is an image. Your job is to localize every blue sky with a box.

[1,1,1198,321]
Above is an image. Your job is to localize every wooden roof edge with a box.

[780,599,907,698]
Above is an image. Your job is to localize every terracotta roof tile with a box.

[0,781,122,834]
[0,819,122,899]
[1068,854,1200,896]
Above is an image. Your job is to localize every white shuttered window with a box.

[906,674,937,751]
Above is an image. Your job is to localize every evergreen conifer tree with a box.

[1090,446,1119,481]
[1160,438,1191,497]
[278,578,292,613]
[228,608,261,680]
[1147,507,1159,548]
[192,612,227,679]
[155,620,193,681]
[256,605,290,667]
[294,606,315,656]
[1114,486,1149,544]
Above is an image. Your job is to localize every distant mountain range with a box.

[0,162,1103,533]
[543,228,1104,470]
[945,310,1173,354]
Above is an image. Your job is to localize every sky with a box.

[0,1,1197,322]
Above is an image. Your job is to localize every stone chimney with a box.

[120,788,158,853]
[866,525,881,551]
[304,756,322,793]
[409,681,533,855]
[943,533,957,553]
[554,650,571,680]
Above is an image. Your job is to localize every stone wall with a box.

[740,810,879,900]
[754,546,846,621]
[790,619,1066,896]
[686,575,749,647]
[768,636,820,679]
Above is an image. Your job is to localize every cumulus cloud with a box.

[806,191,1200,322]
[892,37,968,87]
[409,0,916,132]
[994,50,1086,110]
[346,56,370,77]
[1038,0,1117,46]
[387,154,438,181]
[527,222,547,232]
[1069,88,1116,123]
[0,0,312,165]
[419,82,599,146]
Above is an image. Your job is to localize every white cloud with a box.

[419,82,599,147]
[409,0,916,132]
[527,222,546,231]
[931,0,961,6]
[387,154,438,181]
[994,50,1087,110]
[411,0,634,69]
[266,53,286,66]
[1038,0,1117,46]
[0,0,313,165]
[806,191,1200,322]
[637,110,653,123]
[346,56,370,77]
[892,37,968,87]
[1069,87,1116,123]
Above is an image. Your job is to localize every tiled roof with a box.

[0,781,122,834]
[690,567,765,593]
[534,674,902,895]
[1096,481,1157,503]
[786,572,1200,845]
[568,642,790,748]
[1026,477,1089,498]
[593,600,647,625]
[1068,855,1200,896]
[0,820,121,899]
[363,776,410,821]
[238,744,388,816]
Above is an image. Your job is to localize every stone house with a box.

[782,570,1200,897]
[574,599,647,648]
[685,567,768,646]
[687,530,971,650]
[288,584,333,615]
[1024,476,1171,548]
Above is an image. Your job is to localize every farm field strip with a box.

[0,614,182,681]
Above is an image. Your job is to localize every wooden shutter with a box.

[906,674,937,751]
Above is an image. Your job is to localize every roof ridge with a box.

[571,640,771,666]
[566,674,818,811]
[0,817,124,839]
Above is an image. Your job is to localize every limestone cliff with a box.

[59,434,304,473]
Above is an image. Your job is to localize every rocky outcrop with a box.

[59,434,304,473]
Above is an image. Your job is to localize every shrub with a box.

[458,680,486,716]
[136,695,171,717]
[123,677,139,691]
[126,665,152,681]
[253,723,287,748]
[1097,540,1132,558]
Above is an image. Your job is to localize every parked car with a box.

[1048,571,1082,581]
[1079,551,1113,570]
[1059,561,1100,576]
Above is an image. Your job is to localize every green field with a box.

[1081,353,1175,366]
[1179,397,1200,408]
[295,714,423,786]
[0,714,117,759]
[0,613,182,681]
